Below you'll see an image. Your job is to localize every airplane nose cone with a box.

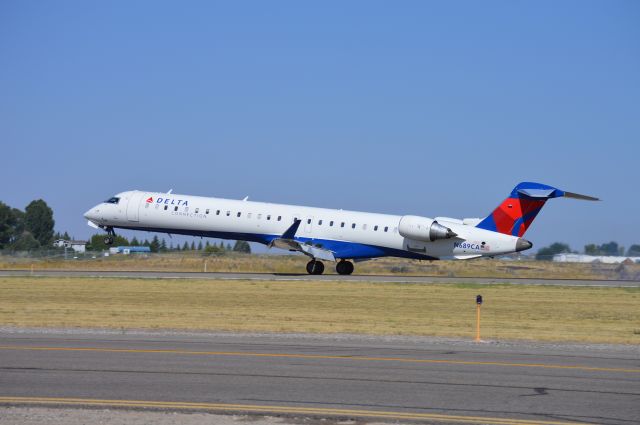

[84,207,97,221]
[516,238,533,252]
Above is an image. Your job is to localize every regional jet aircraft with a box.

[84,182,597,275]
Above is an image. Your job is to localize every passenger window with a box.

[351,223,356,229]
[384,226,388,232]
[341,222,345,228]
[206,209,210,214]
[374,225,378,231]
[164,205,168,211]
[307,219,311,224]
[174,206,178,211]
[237,212,241,217]
[277,216,281,221]
[226,211,230,216]
[330,221,334,226]
[267,215,271,220]
[194,208,199,214]
[318,220,322,225]
[216,210,221,215]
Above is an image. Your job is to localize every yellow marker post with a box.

[475,295,483,342]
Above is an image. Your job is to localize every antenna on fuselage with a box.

[242,196,249,201]
[167,189,173,194]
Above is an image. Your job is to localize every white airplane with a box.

[84,182,597,275]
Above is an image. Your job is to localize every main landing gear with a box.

[336,260,354,275]
[103,227,116,245]
[305,259,355,275]
[306,260,325,275]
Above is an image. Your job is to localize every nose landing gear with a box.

[102,227,116,245]
[306,260,325,275]
[336,260,354,275]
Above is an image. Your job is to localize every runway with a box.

[1,332,638,424]
[1,269,638,287]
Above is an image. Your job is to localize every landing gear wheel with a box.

[336,260,354,275]
[103,227,116,245]
[306,260,325,275]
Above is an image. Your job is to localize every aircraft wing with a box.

[268,219,336,261]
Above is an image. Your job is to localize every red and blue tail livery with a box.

[476,182,599,237]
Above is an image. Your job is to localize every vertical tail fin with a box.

[475,182,598,237]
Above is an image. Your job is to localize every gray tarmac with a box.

[1,331,638,424]
[1,269,638,287]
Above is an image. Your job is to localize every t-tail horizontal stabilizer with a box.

[476,182,599,237]
[269,219,336,262]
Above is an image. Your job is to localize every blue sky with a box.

[1,1,638,252]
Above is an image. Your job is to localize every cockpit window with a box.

[104,197,120,204]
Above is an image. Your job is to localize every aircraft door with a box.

[126,191,145,222]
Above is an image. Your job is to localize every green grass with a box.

[1,276,638,344]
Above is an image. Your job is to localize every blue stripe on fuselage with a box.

[110,225,437,261]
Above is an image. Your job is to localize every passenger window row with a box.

[149,203,397,233]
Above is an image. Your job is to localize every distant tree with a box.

[535,242,571,260]
[143,239,150,247]
[182,241,190,251]
[131,236,140,246]
[10,231,40,251]
[24,199,55,247]
[584,244,598,255]
[203,244,225,256]
[190,241,196,251]
[584,241,623,256]
[197,241,203,250]
[218,241,224,249]
[226,243,232,251]
[160,238,167,252]
[10,208,25,241]
[0,201,17,249]
[600,241,621,256]
[626,244,640,257]
[205,241,210,249]
[149,235,160,253]
[233,240,251,253]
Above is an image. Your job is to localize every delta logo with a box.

[155,197,189,206]
[146,197,154,203]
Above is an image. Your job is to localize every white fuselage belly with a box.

[85,190,521,260]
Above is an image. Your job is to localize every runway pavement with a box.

[1,331,638,424]
[1,269,638,287]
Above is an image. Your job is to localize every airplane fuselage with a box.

[84,190,525,263]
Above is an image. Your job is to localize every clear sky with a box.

[1,1,638,252]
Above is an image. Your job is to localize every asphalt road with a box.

[1,332,638,424]
[1,269,638,287]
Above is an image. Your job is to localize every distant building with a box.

[108,246,152,255]
[53,239,87,253]
[553,253,640,264]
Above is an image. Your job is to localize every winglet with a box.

[281,219,302,240]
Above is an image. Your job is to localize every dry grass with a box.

[1,276,638,344]
[1,252,638,280]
